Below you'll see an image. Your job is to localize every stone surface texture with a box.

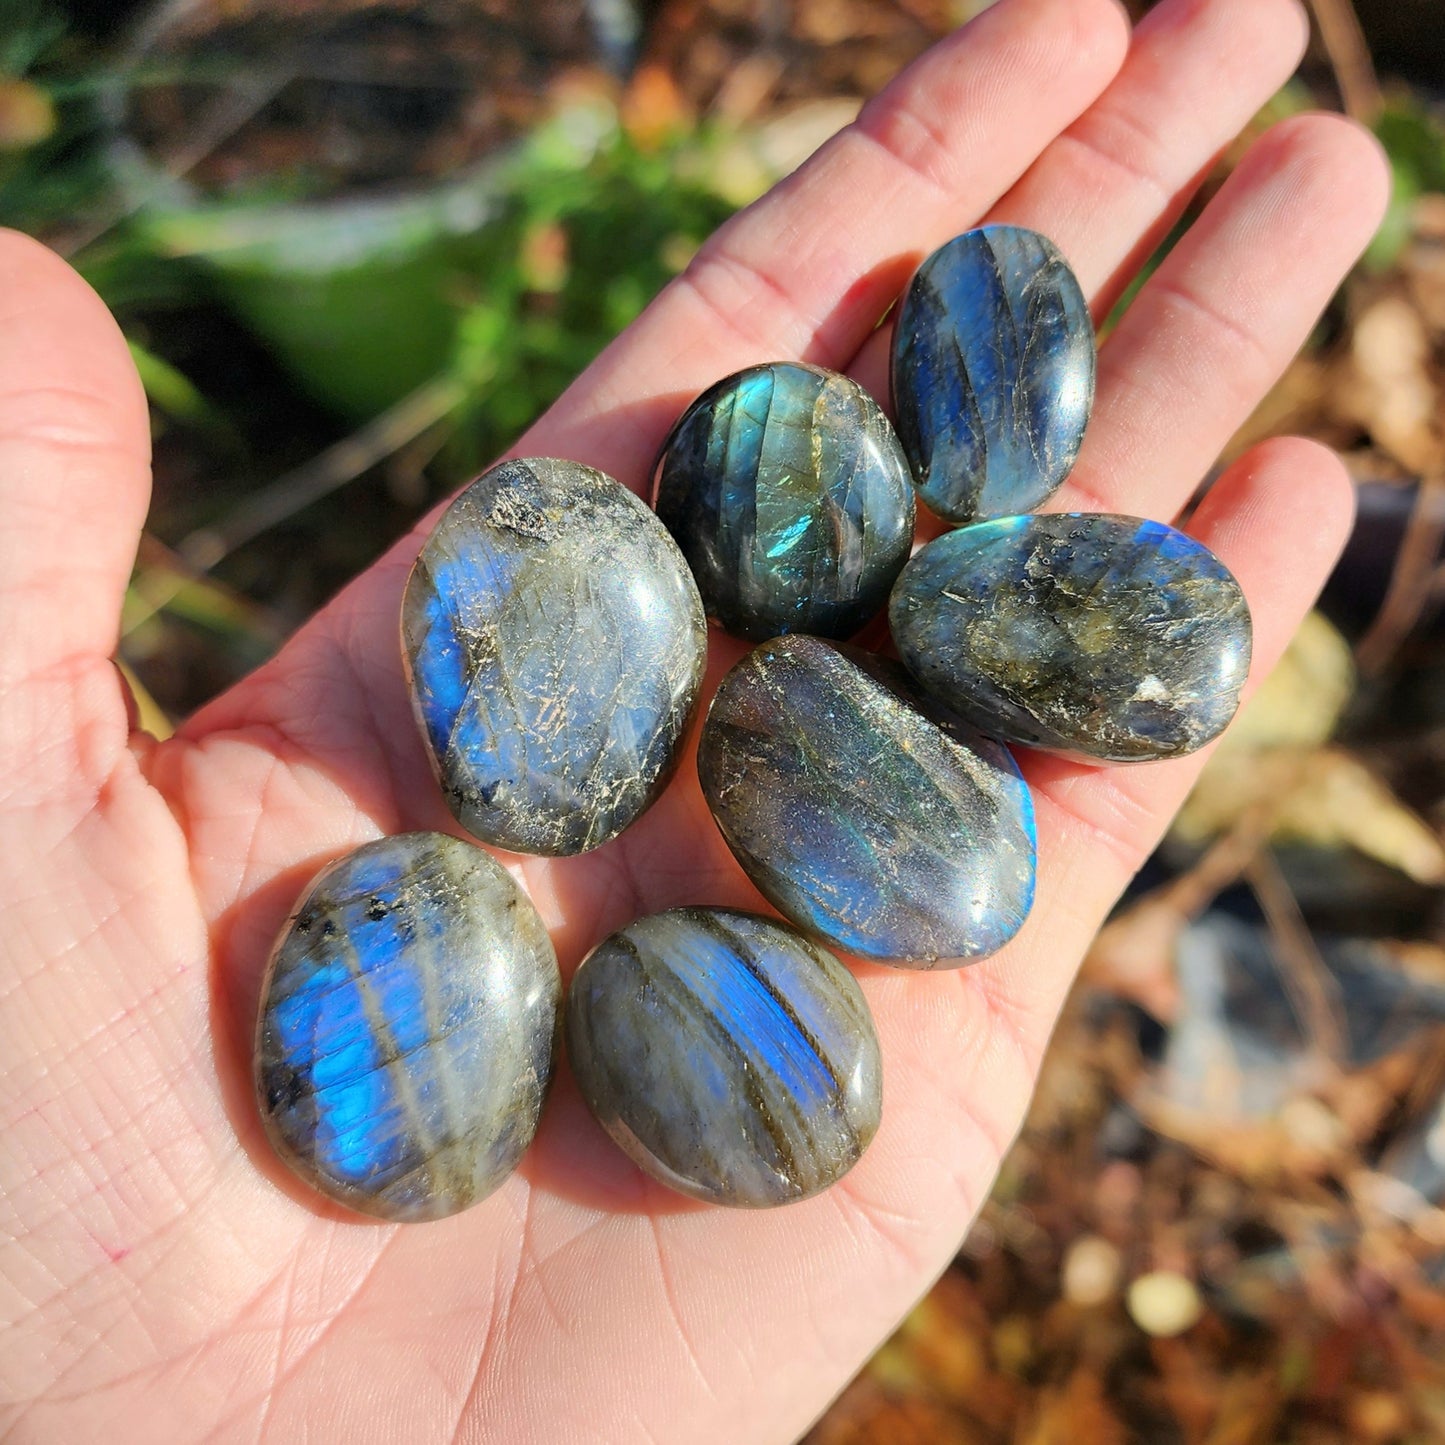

[567,907,881,1207]
[255,832,560,1222]
[891,226,1095,524]
[655,361,915,640]
[698,636,1036,964]
[403,458,707,855]
[890,513,1253,762]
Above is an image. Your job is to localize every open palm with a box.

[2,0,1389,1439]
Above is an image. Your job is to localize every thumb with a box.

[0,230,152,805]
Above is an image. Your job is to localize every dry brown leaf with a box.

[1017,1367,1129,1445]
[1341,293,1443,473]
[1176,747,1445,886]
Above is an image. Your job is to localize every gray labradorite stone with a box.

[402,458,707,855]
[654,362,915,640]
[891,226,1095,524]
[255,832,560,1222]
[567,907,881,1207]
[698,636,1036,965]
[890,513,1253,762]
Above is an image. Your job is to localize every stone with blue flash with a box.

[698,636,1036,965]
[891,225,1095,524]
[254,832,561,1222]
[567,907,882,1207]
[889,513,1253,762]
[654,362,915,640]
[402,458,707,855]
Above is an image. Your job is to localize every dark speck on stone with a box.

[889,512,1252,762]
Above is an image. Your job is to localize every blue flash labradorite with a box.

[698,636,1036,965]
[254,833,560,1222]
[654,362,915,640]
[402,458,707,855]
[567,907,881,1207]
[891,226,1095,524]
[890,513,1253,762]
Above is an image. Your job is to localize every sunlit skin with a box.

[0,0,1389,1439]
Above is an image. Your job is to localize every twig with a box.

[1246,849,1348,1070]
[1355,473,1445,676]
[179,374,468,571]
[1306,0,1384,124]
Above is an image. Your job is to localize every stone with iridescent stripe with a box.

[891,226,1095,524]
[402,458,707,855]
[890,513,1252,761]
[698,636,1036,965]
[567,907,881,1207]
[654,362,915,640]
[254,832,560,1221]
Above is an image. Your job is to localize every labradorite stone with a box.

[255,832,560,1222]
[891,226,1095,524]
[402,458,707,855]
[654,362,915,640]
[890,513,1253,762]
[567,907,881,1207]
[698,636,1036,965]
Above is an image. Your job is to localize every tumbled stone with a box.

[698,636,1035,965]
[255,832,560,1222]
[402,458,707,855]
[567,907,881,1207]
[654,362,915,640]
[891,226,1095,524]
[890,513,1252,762]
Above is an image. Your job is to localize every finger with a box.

[512,0,1131,488]
[1053,113,1389,518]
[967,436,1356,1052]
[0,231,151,800]
[996,0,1310,318]
[848,0,1311,399]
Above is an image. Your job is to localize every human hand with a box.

[0,0,1389,1438]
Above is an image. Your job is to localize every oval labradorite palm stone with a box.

[654,361,915,640]
[255,832,560,1222]
[698,636,1036,964]
[567,907,881,1207]
[890,513,1253,762]
[402,458,707,855]
[891,226,1095,524]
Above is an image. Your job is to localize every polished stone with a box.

[255,832,560,1222]
[699,636,1036,965]
[567,907,881,1207]
[402,458,707,855]
[891,226,1095,524]
[890,513,1253,762]
[655,362,915,640]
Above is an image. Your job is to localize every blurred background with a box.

[5,0,1444,1438]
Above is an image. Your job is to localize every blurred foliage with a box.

[1371,98,1445,268]
[138,103,738,425]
